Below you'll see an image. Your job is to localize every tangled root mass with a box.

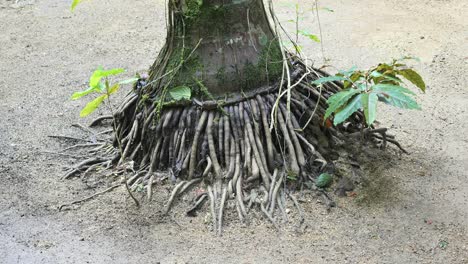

[66,60,397,232]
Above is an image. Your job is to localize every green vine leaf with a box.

[169,86,191,101]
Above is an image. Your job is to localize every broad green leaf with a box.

[71,86,98,100]
[118,77,139,85]
[89,67,125,88]
[312,75,347,86]
[397,69,426,92]
[377,90,421,110]
[169,86,191,100]
[372,84,416,95]
[80,94,108,117]
[333,94,362,125]
[108,83,120,95]
[324,89,360,120]
[71,0,83,11]
[361,92,378,126]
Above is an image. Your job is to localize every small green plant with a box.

[71,67,138,117]
[71,67,140,206]
[313,58,426,126]
[280,3,322,54]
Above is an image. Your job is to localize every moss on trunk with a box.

[146,0,284,101]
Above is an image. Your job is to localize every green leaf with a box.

[80,94,108,117]
[118,77,139,85]
[397,69,426,92]
[324,89,360,120]
[378,90,421,110]
[372,84,416,95]
[375,63,394,74]
[99,68,125,77]
[71,86,98,100]
[169,86,191,101]
[361,92,378,126]
[89,67,125,88]
[71,0,83,11]
[312,75,347,86]
[316,173,333,188]
[108,83,120,95]
[333,94,362,125]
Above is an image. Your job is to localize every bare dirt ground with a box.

[1,0,467,263]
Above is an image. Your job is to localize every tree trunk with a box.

[147,0,283,99]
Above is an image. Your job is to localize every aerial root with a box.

[63,157,110,179]
[102,86,365,231]
[89,115,113,127]
[59,183,121,211]
[164,178,201,214]
[186,192,208,216]
[61,62,409,231]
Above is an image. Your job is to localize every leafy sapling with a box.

[313,58,426,127]
[71,67,140,206]
[71,67,138,117]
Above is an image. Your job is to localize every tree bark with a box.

[147,0,283,99]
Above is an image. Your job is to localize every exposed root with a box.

[89,115,113,127]
[60,143,103,153]
[48,135,94,143]
[59,184,121,211]
[186,192,207,217]
[63,61,407,231]
[63,157,109,179]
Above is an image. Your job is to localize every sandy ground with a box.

[1,0,467,263]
